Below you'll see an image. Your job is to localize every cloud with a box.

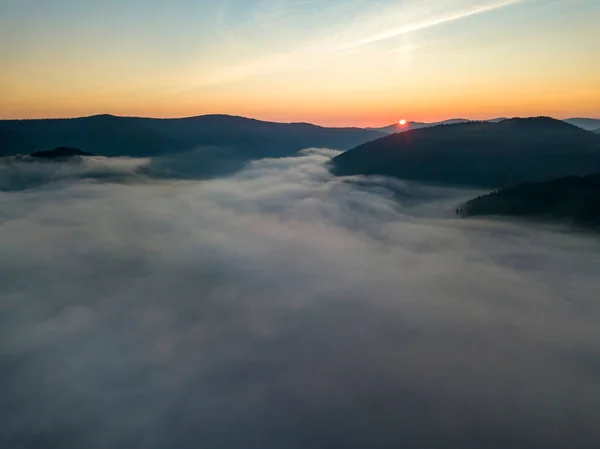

[0,155,151,191]
[186,0,529,89]
[339,0,529,49]
[1,149,600,448]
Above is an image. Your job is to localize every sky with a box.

[1,0,599,126]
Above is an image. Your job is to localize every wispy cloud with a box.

[185,0,529,90]
[338,0,529,49]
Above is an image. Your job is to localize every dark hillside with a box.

[458,173,600,229]
[0,114,384,158]
[331,117,600,188]
[30,147,92,158]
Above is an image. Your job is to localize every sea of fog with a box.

[1,149,600,448]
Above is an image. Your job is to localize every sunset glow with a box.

[1,0,599,126]
[399,120,407,125]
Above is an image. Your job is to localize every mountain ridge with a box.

[564,118,600,131]
[368,118,471,134]
[330,117,600,188]
[0,114,386,177]
[370,116,600,135]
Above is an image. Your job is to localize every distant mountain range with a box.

[0,114,385,176]
[564,118,600,131]
[330,117,600,188]
[3,114,598,160]
[457,173,600,229]
[3,113,599,180]
[4,114,600,229]
[371,117,600,134]
[368,118,474,134]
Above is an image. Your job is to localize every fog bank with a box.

[1,149,599,448]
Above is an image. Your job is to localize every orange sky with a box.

[1,0,599,127]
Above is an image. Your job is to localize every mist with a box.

[1,149,600,449]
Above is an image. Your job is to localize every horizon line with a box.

[1,113,599,129]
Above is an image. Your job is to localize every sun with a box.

[399,119,407,125]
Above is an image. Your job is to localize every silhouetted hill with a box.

[564,118,600,131]
[370,117,600,135]
[369,118,471,134]
[457,173,600,229]
[330,117,600,188]
[0,114,384,162]
[142,115,385,159]
[0,114,175,157]
[30,147,93,159]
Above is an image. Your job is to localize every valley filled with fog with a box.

[1,149,600,448]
